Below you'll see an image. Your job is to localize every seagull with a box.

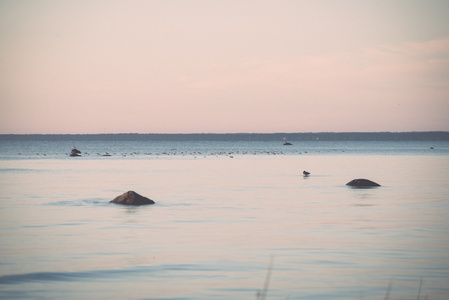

[303,170,310,176]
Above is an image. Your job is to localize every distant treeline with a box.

[1,132,449,141]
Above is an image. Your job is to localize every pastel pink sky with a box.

[1,0,448,134]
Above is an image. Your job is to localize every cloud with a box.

[384,39,449,58]
[360,38,449,82]
[171,38,449,132]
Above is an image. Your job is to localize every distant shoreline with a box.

[1,132,448,141]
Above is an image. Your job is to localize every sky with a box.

[1,0,448,134]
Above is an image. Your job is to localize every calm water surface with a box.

[0,141,448,299]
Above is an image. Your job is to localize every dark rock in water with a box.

[110,191,155,205]
[70,147,82,157]
[346,179,380,187]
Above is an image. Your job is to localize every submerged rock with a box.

[110,191,155,205]
[346,179,380,187]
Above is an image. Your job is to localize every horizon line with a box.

[2,130,449,135]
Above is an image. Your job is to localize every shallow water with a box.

[0,141,449,299]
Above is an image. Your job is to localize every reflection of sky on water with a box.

[0,154,448,299]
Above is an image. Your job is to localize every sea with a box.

[0,139,448,300]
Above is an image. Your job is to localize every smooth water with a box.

[0,141,448,299]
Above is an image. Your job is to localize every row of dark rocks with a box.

[111,179,380,206]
